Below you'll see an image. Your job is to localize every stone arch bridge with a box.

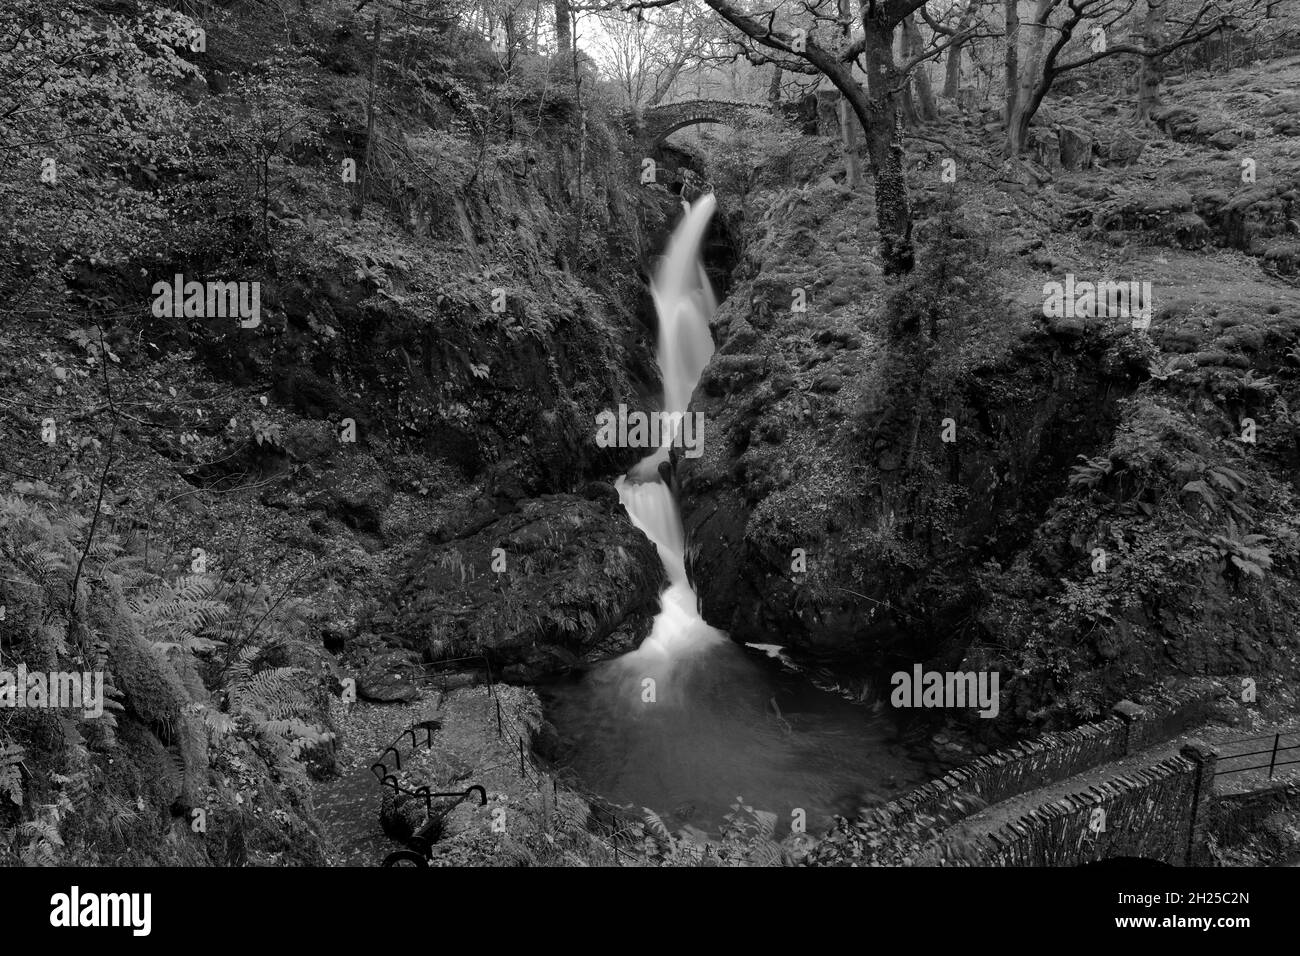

[626,98,773,146]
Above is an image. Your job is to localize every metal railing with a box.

[1215,731,1300,780]
[371,718,487,866]
[370,718,487,809]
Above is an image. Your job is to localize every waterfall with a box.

[613,193,726,688]
[541,196,931,825]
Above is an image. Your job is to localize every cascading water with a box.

[541,193,931,837]
[614,193,726,678]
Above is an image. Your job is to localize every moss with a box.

[105,624,189,742]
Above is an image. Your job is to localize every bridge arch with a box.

[629,99,772,147]
[654,115,729,142]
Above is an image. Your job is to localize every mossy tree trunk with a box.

[838,0,863,190]
[942,0,981,100]
[1003,0,1019,124]
[1137,0,1167,123]
[554,0,571,58]
[861,7,915,274]
[902,14,938,122]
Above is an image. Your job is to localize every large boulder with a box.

[1260,91,1300,118]
[377,488,665,681]
[1027,128,1061,171]
[1105,130,1145,168]
[1089,185,1210,249]
[1056,125,1095,171]
[355,650,421,703]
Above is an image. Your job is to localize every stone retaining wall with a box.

[868,682,1221,832]
[973,755,1201,866]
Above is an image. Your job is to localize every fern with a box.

[1183,465,1254,522]
[1,742,24,806]
[193,703,237,737]
[1206,519,1273,580]
[1147,356,1184,381]
[226,662,332,775]
[639,806,676,858]
[49,770,91,810]
[1068,455,1113,488]
[228,666,307,718]
[16,817,63,866]
[1,484,328,859]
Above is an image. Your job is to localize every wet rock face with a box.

[675,181,1146,671]
[681,327,1130,662]
[378,489,664,682]
[1121,564,1300,678]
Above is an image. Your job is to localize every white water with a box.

[613,193,727,688]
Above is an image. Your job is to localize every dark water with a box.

[540,640,935,838]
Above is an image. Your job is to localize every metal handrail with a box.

[372,718,491,866]
[1219,745,1299,760]
[1216,733,1300,749]
[1215,758,1300,775]
[370,718,442,782]
[1215,732,1300,779]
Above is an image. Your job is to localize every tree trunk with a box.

[554,0,571,58]
[695,0,914,272]
[899,79,920,127]
[503,9,519,66]
[572,36,585,261]
[1137,0,1167,123]
[861,9,913,275]
[840,96,863,188]
[943,0,980,99]
[916,66,937,122]
[649,52,691,106]
[354,12,382,219]
[768,64,783,104]
[1003,0,1019,123]
[902,14,938,121]
[838,0,862,190]
[1006,96,1031,155]
[1016,0,1053,106]
[1006,25,1071,156]
[1007,0,1055,156]
[943,39,964,100]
